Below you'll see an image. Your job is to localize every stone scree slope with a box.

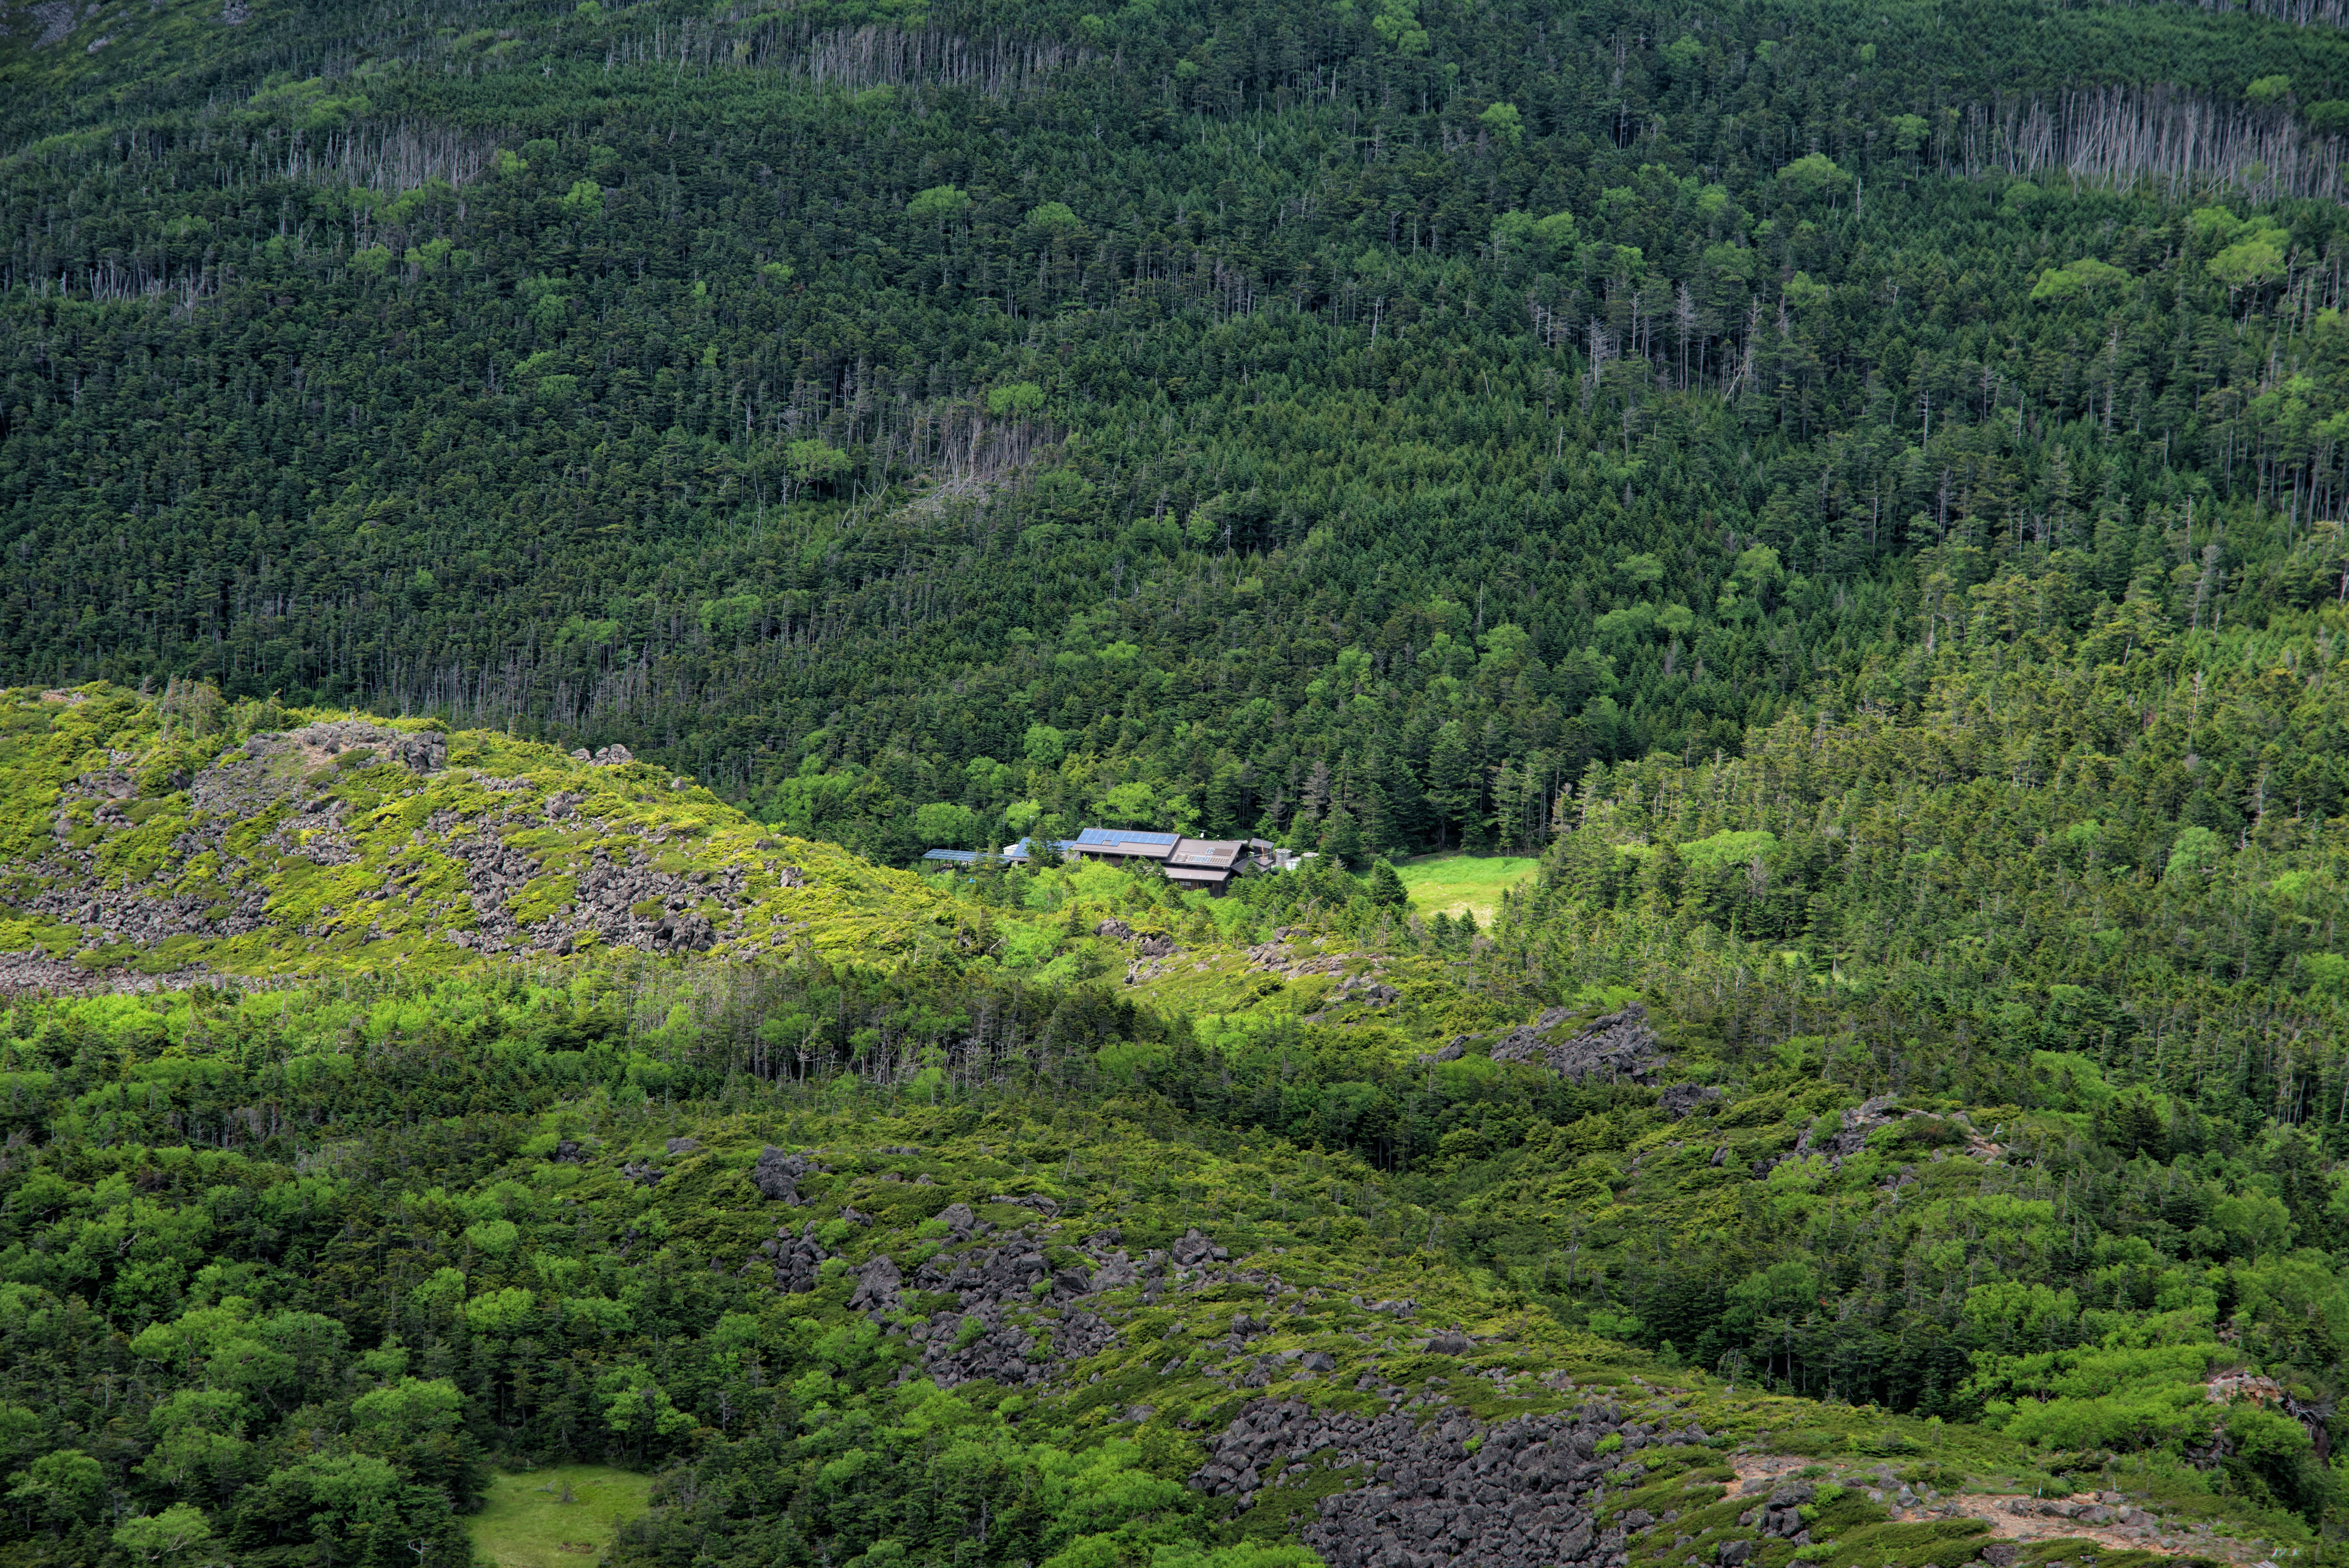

[1190,1398,1713,1568]
[1490,1003,1671,1084]
[27,720,793,962]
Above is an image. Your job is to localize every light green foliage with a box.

[352,1376,466,1441]
[1363,0,1426,52]
[10,1448,105,1521]
[1777,154,1850,194]
[112,1503,216,1565]
[1392,853,1537,923]
[1152,1547,1324,1568]
[2165,825,2225,881]
[595,1365,695,1439]
[786,438,852,486]
[988,381,1047,416]
[464,1287,540,1334]
[2030,257,2130,302]
[905,185,970,224]
[2209,234,2287,292]
[914,801,980,847]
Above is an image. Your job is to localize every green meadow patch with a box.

[1393,852,1540,923]
[469,1466,654,1568]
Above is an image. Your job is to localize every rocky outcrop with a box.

[1754,1095,1934,1178]
[878,1220,1240,1390]
[184,722,446,821]
[900,1228,1128,1386]
[848,1254,904,1312]
[256,719,446,777]
[0,951,202,997]
[1659,1083,1724,1119]
[1809,1096,1904,1160]
[1492,1004,1668,1084]
[1306,971,1401,1021]
[1747,1481,1816,1541]
[1184,1397,1709,1568]
[1095,919,1177,960]
[751,1146,825,1203]
[990,1192,1061,1217]
[453,839,747,956]
[752,1221,832,1293]
[1168,1227,1227,1267]
[9,716,820,976]
[1089,1250,1140,1290]
[2001,1496,2116,1525]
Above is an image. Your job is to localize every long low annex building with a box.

[926,828,1298,894]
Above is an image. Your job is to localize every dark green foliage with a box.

[5,0,2349,1559]
[0,975,1317,1568]
[4,0,2349,864]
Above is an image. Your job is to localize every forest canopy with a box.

[5,0,2349,1565]
[4,0,2349,865]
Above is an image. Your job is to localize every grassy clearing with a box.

[1394,852,1540,922]
[469,1465,654,1568]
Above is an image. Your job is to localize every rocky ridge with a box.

[735,1152,1334,1396]
[11,714,820,973]
[697,1137,2224,1568]
[1491,1003,1670,1084]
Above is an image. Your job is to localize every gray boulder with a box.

[1493,1003,1668,1083]
[751,1146,822,1203]
[848,1253,902,1313]
[761,1221,830,1294]
[1659,1083,1724,1119]
[1169,1228,1227,1266]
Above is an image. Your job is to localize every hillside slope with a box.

[0,683,975,986]
[5,0,2349,1559]
[0,682,2338,1568]
[0,972,2319,1568]
[5,0,2349,863]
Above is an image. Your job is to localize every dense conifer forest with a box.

[4,0,2349,1567]
[5,0,2349,858]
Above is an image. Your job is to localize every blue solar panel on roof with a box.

[1075,828,1181,846]
[1004,838,1082,858]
